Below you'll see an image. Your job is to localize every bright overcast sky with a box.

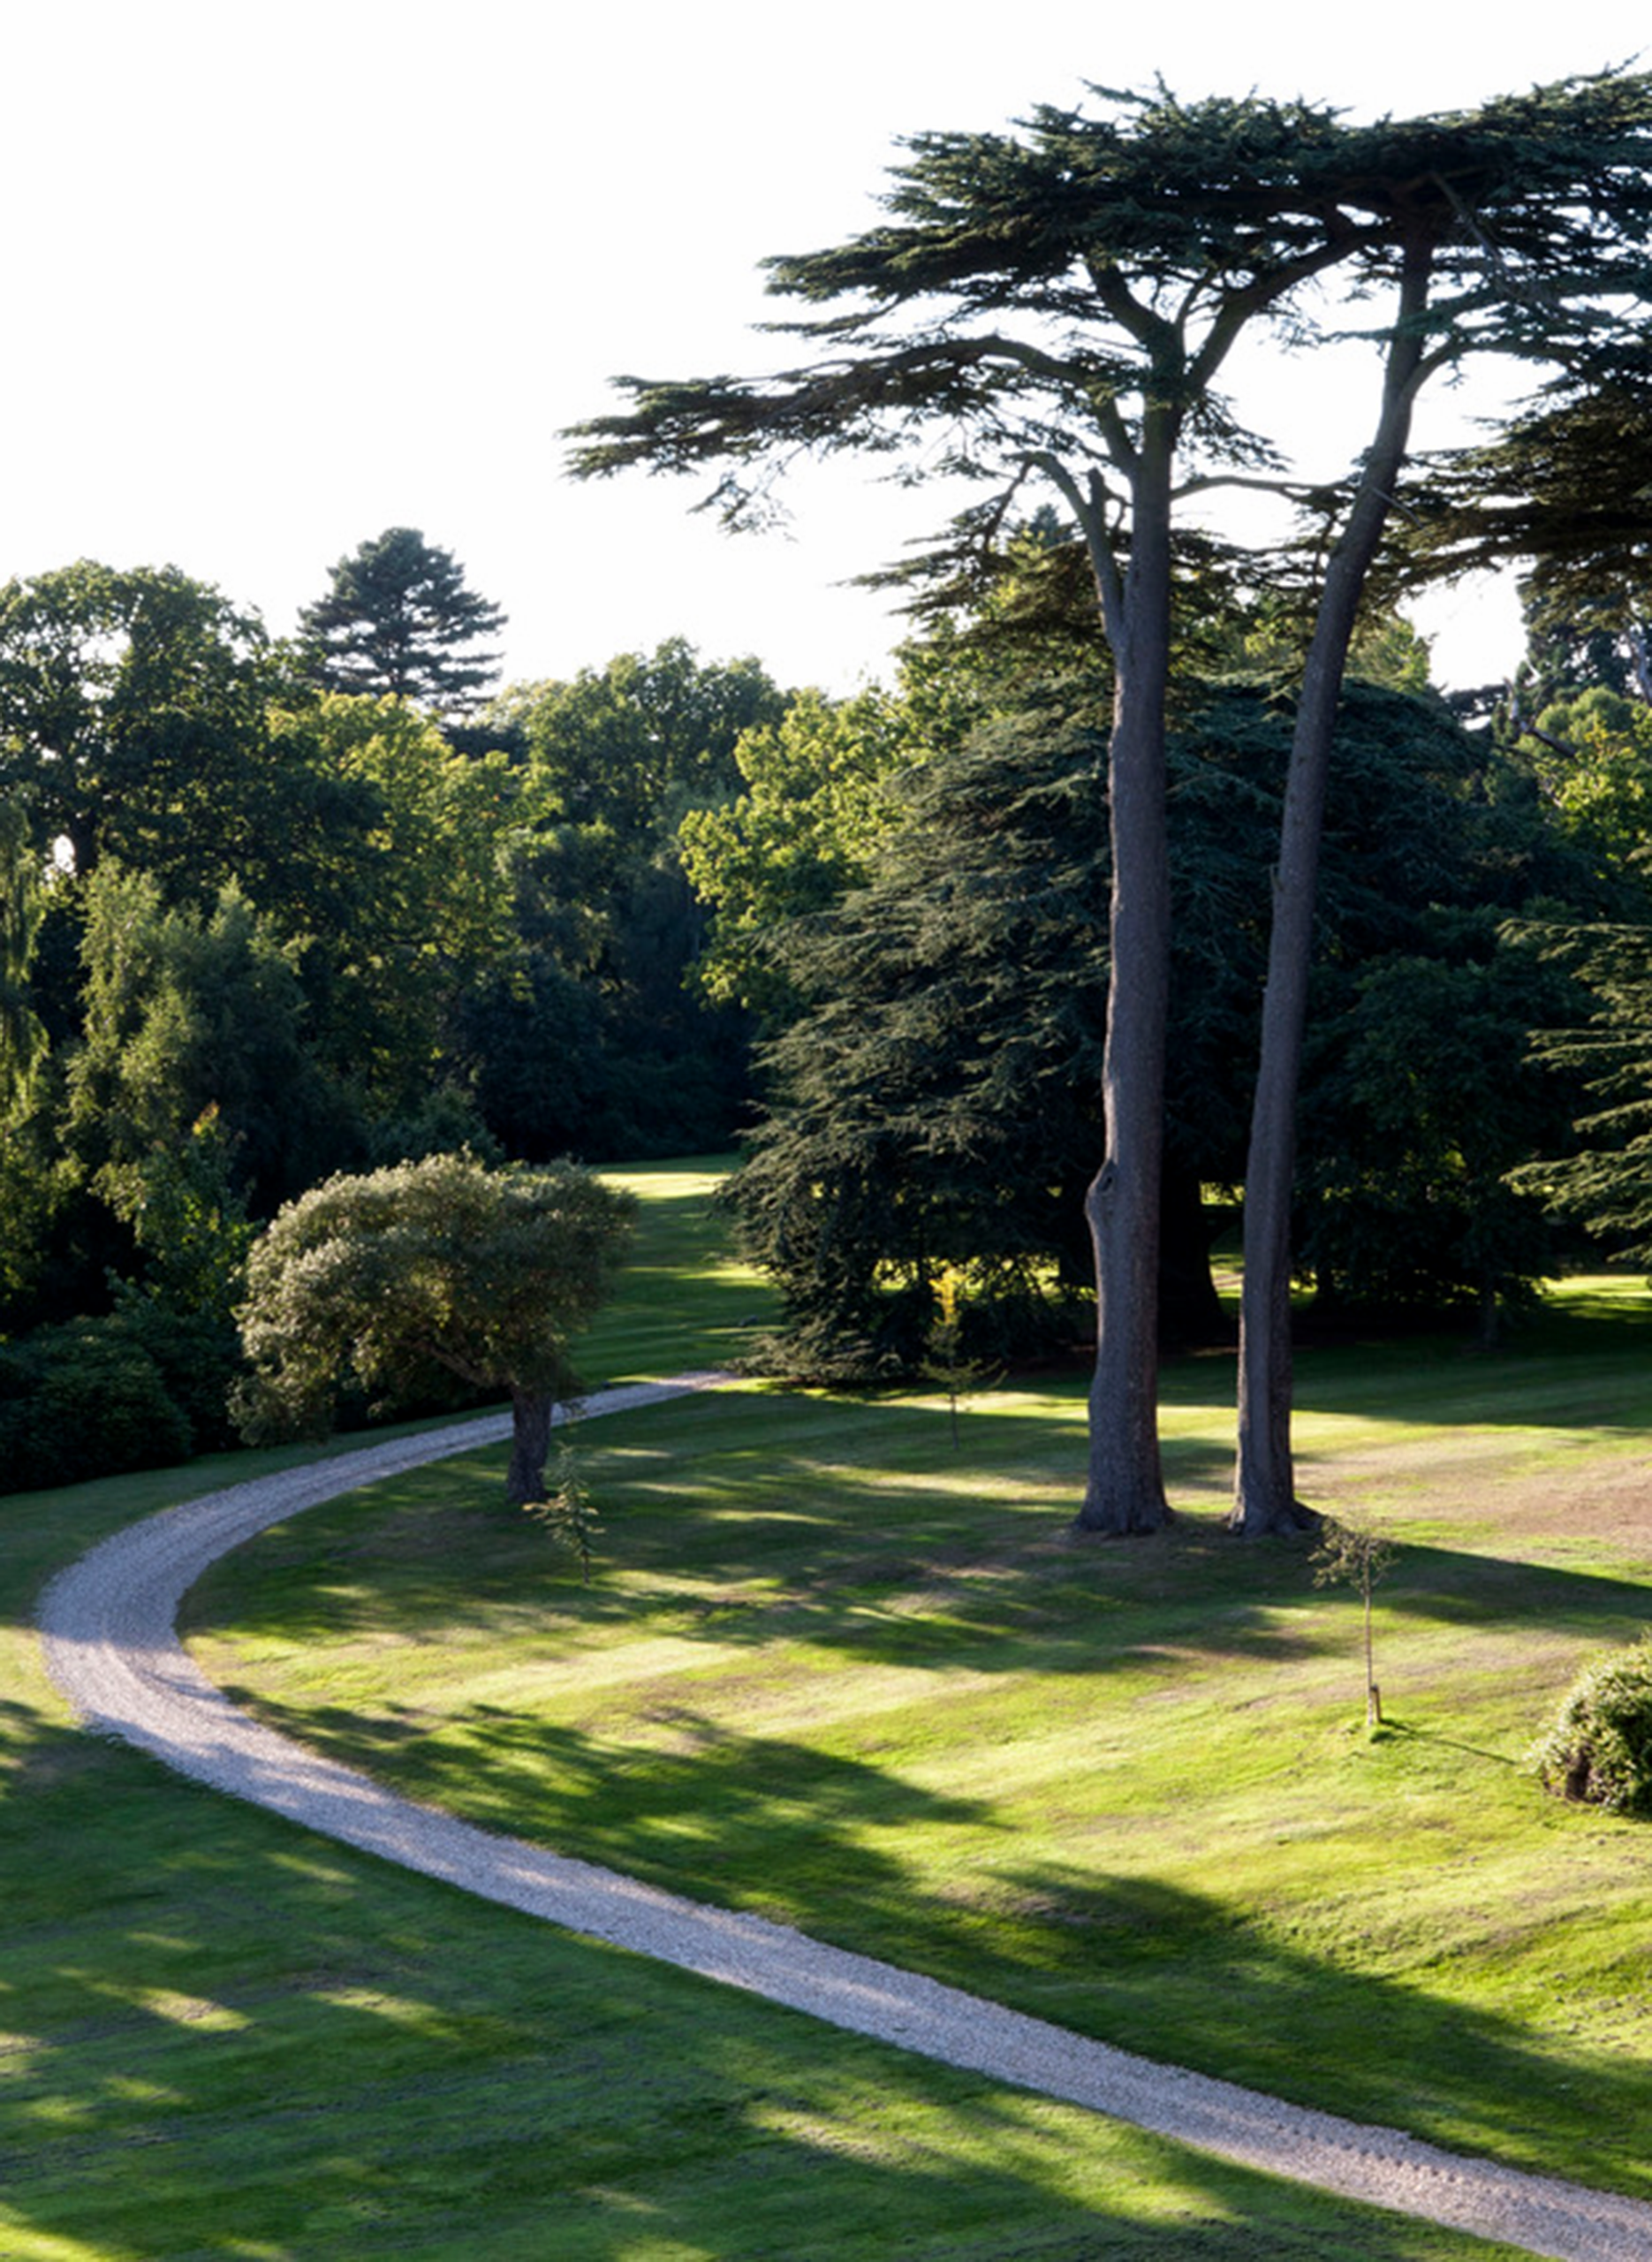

[2,1,1645,698]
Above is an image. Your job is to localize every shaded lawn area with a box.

[2,1167,1525,2262]
[3,1162,1643,2257]
[185,1283,1652,2205]
[11,1680,1545,2262]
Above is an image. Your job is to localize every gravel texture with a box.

[35,1377,1652,2260]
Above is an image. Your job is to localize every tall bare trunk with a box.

[1232,239,1433,1536]
[1076,429,1174,1535]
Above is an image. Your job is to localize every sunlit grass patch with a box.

[11,1173,1652,2251]
[183,1282,1652,2199]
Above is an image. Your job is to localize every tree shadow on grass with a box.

[187,1389,1315,1685]
[890,1856,1652,2207]
[2,1697,1501,2262]
[201,1665,1652,2207]
[1387,1542,1652,1641]
[188,1385,1652,1711]
[214,1693,1007,1931]
[1262,1305,1652,1438]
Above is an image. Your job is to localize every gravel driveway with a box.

[35,1377,1652,2261]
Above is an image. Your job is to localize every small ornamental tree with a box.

[235,1152,634,1502]
[921,1267,1003,1446]
[1311,1514,1397,1728]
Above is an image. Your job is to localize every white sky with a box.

[0,1,1645,698]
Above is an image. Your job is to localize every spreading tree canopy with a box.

[572,71,1652,1539]
[298,528,506,715]
[0,562,271,886]
[236,1153,634,1504]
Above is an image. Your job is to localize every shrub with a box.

[1532,1639,1652,1817]
[111,1291,245,1454]
[0,1317,194,1492]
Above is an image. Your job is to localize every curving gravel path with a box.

[35,1377,1652,2262]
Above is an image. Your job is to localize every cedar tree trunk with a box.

[1076,423,1175,1534]
[1232,238,1433,1536]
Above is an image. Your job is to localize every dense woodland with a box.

[0,514,1648,1492]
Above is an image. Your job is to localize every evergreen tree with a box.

[572,72,1652,1538]
[298,528,505,715]
[731,679,1595,1376]
[1413,374,1652,708]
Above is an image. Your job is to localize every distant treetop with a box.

[298,527,506,716]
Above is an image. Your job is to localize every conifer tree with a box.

[572,73,1652,1539]
[299,528,505,716]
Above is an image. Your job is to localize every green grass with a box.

[4,1166,1644,2257]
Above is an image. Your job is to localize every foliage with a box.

[572,79,1652,529]
[0,1313,195,1491]
[523,1435,603,1582]
[235,1152,635,1499]
[729,689,1110,1377]
[731,677,1588,1375]
[1295,922,1580,1335]
[1311,1514,1398,1727]
[0,1107,67,1321]
[678,652,987,1020]
[64,862,345,1222]
[298,527,505,715]
[1511,921,1652,1262]
[573,68,1652,1538]
[113,1108,254,1319]
[0,798,47,1112]
[1519,699,1652,869]
[679,686,922,1016]
[1533,1638,1652,1817]
[919,1268,1003,1446]
[501,636,787,839]
[263,694,520,1116]
[1411,374,1652,681]
[461,642,792,1159]
[0,560,280,892]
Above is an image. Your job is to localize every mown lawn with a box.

[5,1161,1645,2258]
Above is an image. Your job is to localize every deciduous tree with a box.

[235,1153,634,1503]
[461,642,790,1159]
[64,862,344,1220]
[0,562,272,887]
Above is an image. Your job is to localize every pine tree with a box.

[298,528,505,715]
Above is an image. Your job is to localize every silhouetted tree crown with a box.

[299,528,505,715]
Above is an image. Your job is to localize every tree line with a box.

[0,516,1647,1500]
[0,532,785,1485]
